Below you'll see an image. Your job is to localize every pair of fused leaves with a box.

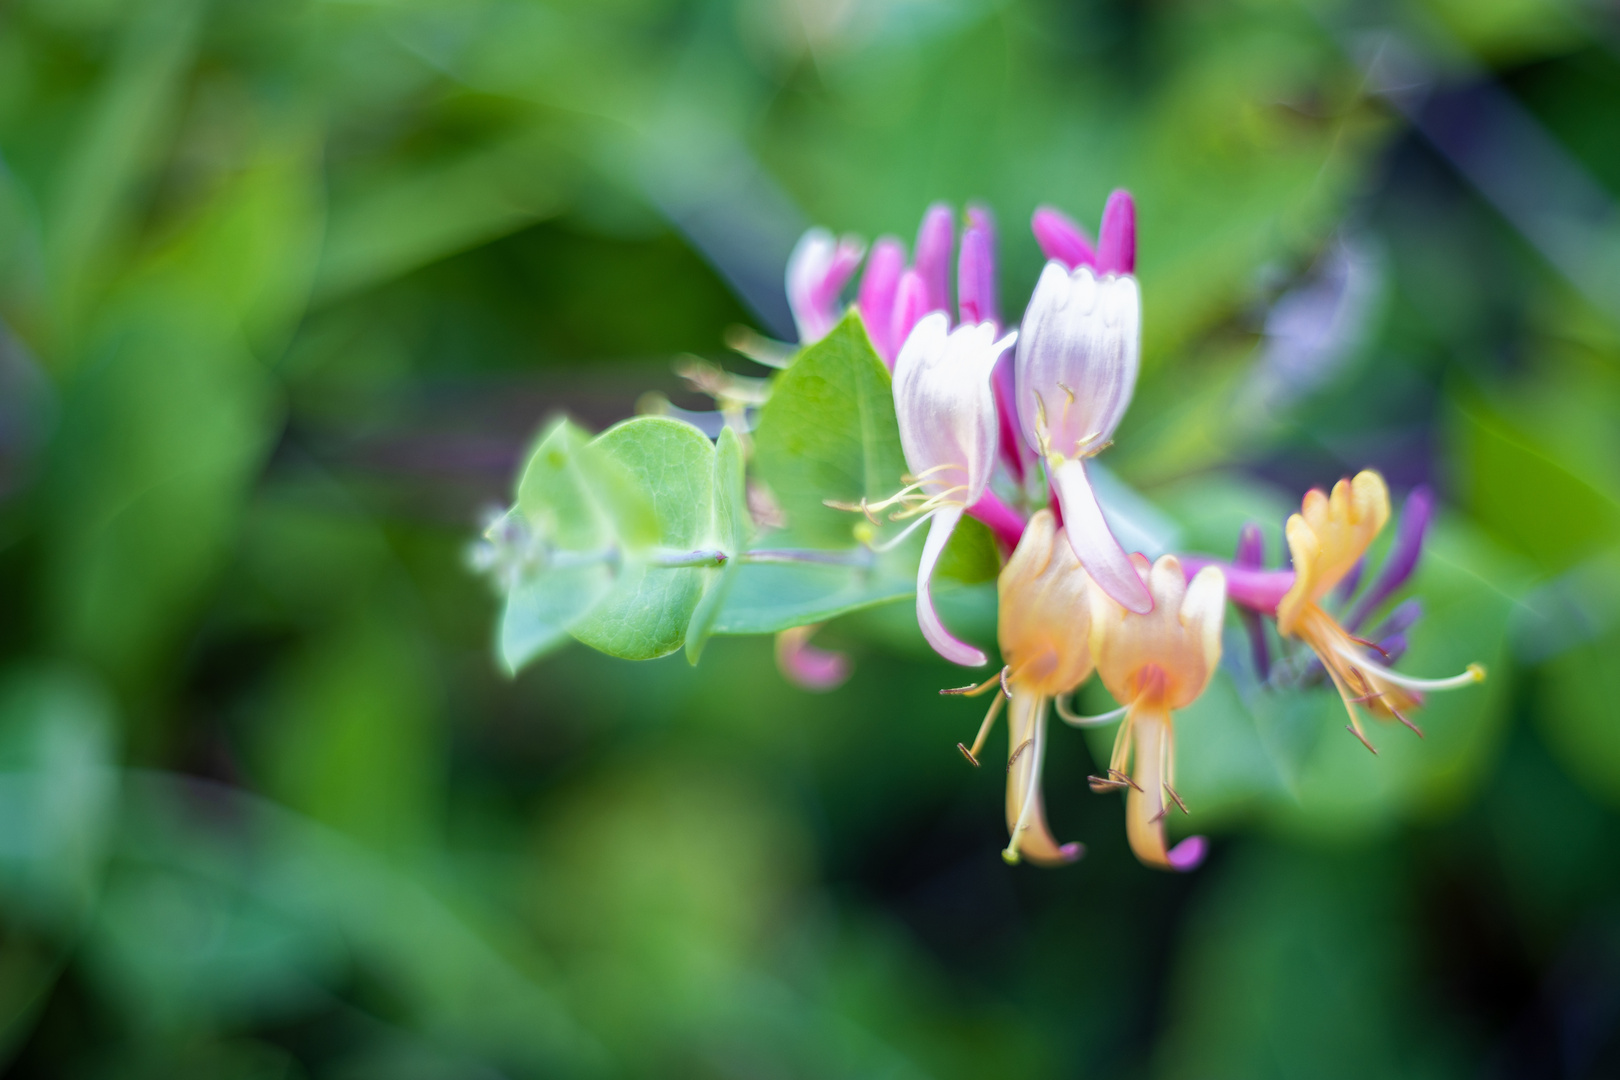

[500,313,998,671]
[500,416,746,670]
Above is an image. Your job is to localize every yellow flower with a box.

[954,510,1089,866]
[1277,470,1484,752]
[1089,554,1225,872]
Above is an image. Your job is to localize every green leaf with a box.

[514,417,654,552]
[712,561,913,636]
[684,427,749,665]
[501,565,613,674]
[751,311,908,548]
[571,417,717,660]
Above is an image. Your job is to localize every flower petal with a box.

[775,626,851,691]
[1005,691,1083,866]
[1052,458,1152,613]
[1031,206,1096,269]
[958,207,999,327]
[857,236,906,363]
[893,317,1007,504]
[916,506,987,667]
[1096,189,1136,275]
[889,269,930,368]
[915,202,955,316]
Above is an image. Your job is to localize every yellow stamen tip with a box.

[853,521,874,544]
[1001,848,1021,866]
[1468,663,1486,683]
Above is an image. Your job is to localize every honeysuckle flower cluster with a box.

[489,187,1491,877]
[782,194,1485,871]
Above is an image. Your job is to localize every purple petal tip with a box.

[1059,842,1085,863]
[1168,835,1207,872]
[1097,189,1136,275]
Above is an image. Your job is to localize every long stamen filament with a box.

[1054,698,1128,728]
[958,692,1006,767]
[868,511,937,552]
[1326,638,1485,693]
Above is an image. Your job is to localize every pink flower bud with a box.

[958,205,999,327]
[914,202,955,317]
[786,228,865,343]
[1096,189,1136,275]
[857,236,906,363]
[888,269,930,369]
[1031,206,1096,269]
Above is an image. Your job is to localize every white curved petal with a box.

[1180,565,1227,687]
[1052,458,1152,614]
[915,507,987,667]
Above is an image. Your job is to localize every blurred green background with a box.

[2,0,1620,1075]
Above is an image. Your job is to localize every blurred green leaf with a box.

[684,426,748,664]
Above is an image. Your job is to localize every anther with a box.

[1164,784,1189,815]
[957,742,981,767]
[941,671,1003,697]
[1391,707,1424,738]
[1345,723,1379,755]
[1088,774,1129,792]
[1007,738,1034,772]
[1000,666,1014,698]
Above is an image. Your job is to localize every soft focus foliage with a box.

[1,0,1619,1076]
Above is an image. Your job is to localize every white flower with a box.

[1015,260,1151,613]
[893,312,1016,666]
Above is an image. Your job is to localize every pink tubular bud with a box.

[857,236,906,364]
[1096,189,1136,275]
[914,202,955,316]
[991,351,1028,484]
[958,206,999,327]
[1031,206,1096,270]
[775,626,851,691]
[888,269,930,367]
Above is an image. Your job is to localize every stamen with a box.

[1164,784,1188,815]
[1345,723,1378,755]
[1088,775,1130,792]
[1110,767,1141,792]
[1326,638,1486,693]
[1006,738,1033,772]
[941,671,1004,697]
[867,512,937,553]
[1054,698,1128,728]
[1391,706,1424,738]
[961,692,1006,766]
[1000,666,1014,699]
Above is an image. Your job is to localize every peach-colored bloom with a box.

[953,510,1089,866]
[1277,470,1483,752]
[1089,554,1225,871]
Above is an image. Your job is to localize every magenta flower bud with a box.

[1095,189,1136,275]
[914,202,955,316]
[1031,206,1097,270]
[787,227,866,343]
[857,236,907,364]
[1235,522,1266,567]
[991,351,1028,484]
[1346,485,1434,633]
[888,268,930,369]
[775,626,851,691]
[1016,260,1151,613]
[893,313,1017,666]
[958,205,999,327]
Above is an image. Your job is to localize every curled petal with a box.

[1005,691,1082,866]
[915,202,955,316]
[1096,189,1136,275]
[1346,485,1434,633]
[1277,471,1389,636]
[1031,206,1096,270]
[1181,565,1228,676]
[1125,707,1181,869]
[775,626,851,691]
[1052,458,1151,614]
[916,506,987,667]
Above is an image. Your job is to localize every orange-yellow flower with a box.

[1088,554,1225,872]
[1277,470,1483,752]
[953,509,1089,866]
